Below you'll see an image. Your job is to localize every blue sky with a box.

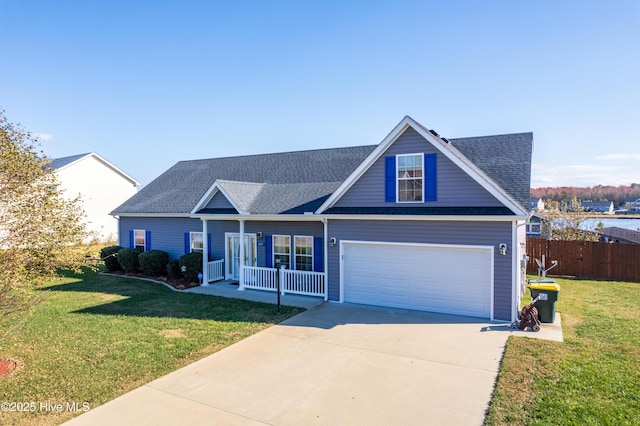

[1,1,638,188]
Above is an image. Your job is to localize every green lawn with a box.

[0,269,303,425]
[486,276,640,425]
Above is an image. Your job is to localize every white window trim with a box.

[294,235,314,271]
[396,153,424,203]
[272,234,291,269]
[190,231,204,253]
[133,229,146,251]
[526,223,541,235]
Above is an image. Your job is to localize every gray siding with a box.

[334,127,502,208]
[119,217,203,260]
[206,191,234,209]
[327,219,513,321]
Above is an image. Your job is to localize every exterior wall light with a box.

[499,243,507,256]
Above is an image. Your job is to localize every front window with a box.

[397,154,423,202]
[190,232,204,253]
[273,235,291,269]
[294,236,313,271]
[133,229,146,252]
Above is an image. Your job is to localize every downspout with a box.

[512,214,533,322]
[202,218,209,286]
[321,217,328,301]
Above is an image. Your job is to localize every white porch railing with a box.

[242,266,326,299]
[281,268,326,299]
[207,259,225,282]
[243,266,278,291]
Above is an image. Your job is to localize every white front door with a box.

[225,233,257,280]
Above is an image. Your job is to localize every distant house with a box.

[112,116,533,322]
[529,197,545,211]
[580,200,614,214]
[623,198,640,211]
[526,212,544,237]
[51,153,139,242]
[599,226,640,244]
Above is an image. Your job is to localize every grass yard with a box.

[0,269,304,425]
[486,276,640,425]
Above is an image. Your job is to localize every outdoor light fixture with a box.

[256,232,263,238]
[329,237,337,247]
[499,243,507,256]
[181,265,187,273]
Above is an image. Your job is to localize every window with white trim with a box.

[273,235,291,269]
[397,154,423,202]
[526,223,541,235]
[294,236,313,271]
[190,232,204,253]
[133,229,146,252]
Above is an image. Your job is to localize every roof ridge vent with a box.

[429,129,440,138]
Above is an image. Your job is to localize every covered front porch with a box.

[198,216,328,301]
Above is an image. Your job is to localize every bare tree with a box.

[541,197,599,241]
[1,110,87,338]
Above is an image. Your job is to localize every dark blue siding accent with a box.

[265,235,273,267]
[327,219,514,321]
[313,237,323,272]
[207,233,212,260]
[145,231,151,251]
[385,156,396,202]
[425,153,437,201]
[184,233,190,254]
[129,230,134,248]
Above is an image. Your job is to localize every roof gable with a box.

[317,116,531,215]
[51,152,140,187]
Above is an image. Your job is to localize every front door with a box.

[225,233,257,280]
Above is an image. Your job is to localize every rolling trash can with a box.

[527,280,560,323]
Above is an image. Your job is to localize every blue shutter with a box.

[184,233,190,254]
[313,237,323,272]
[145,231,151,251]
[425,153,437,201]
[265,235,273,268]
[385,156,396,202]
[207,233,212,261]
[129,230,134,248]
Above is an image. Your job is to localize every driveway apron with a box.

[66,303,509,425]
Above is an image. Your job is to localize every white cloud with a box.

[595,153,640,161]
[531,163,640,187]
[33,132,55,142]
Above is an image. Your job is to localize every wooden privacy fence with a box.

[526,238,640,283]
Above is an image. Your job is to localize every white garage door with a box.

[342,241,493,318]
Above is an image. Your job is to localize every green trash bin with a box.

[528,280,560,323]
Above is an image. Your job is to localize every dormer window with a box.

[397,154,423,202]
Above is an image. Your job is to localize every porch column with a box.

[201,219,209,286]
[238,219,245,291]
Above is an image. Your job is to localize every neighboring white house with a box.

[51,153,139,243]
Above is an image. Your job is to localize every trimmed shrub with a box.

[178,252,203,283]
[167,259,181,279]
[117,248,140,273]
[100,245,123,272]
[138,250,169,276]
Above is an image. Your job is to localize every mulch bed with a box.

[106,271,196,290]
[0,359,17,378]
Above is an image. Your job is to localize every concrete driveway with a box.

[66,303,511,425]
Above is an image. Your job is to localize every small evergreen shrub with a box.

[100,245,123,272]
[178,252,203,283]
[138,250,169,276]
[117,248,140,273]
[167,259,181,279]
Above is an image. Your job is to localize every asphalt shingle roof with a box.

[112,126,533,216]
[49,153,91,170]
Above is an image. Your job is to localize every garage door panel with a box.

[342,242,492,318]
